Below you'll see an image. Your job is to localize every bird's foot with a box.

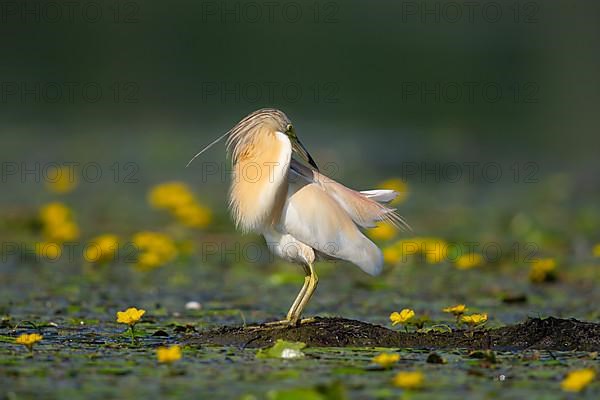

[243,320,291,331]
[244,317,316,331]
[279,316,317,327]
[265,319,296,328]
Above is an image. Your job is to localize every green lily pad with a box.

[256,339,307,359]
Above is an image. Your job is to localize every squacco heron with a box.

[188,108,408,326]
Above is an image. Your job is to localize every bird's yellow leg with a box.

[288,263,318,325]
[246,265,311,329]
[264,265,311,327]
[286,266,311,321]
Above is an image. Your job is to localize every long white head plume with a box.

[185,131,229,168]
[186,109,290,168]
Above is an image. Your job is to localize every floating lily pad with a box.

[256,339,307,359]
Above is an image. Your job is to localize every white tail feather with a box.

[360,189,398,203]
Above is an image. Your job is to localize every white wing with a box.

[278,172,383,276]
[289,160,410,231]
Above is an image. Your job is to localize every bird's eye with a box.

[285,124,296,138]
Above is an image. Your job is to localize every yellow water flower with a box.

[38,202,80,242]
[148,181,212,228]
[392,371,424,390]
[157,345,182,364]
[15,333,43,351]
[84,234,119,263]
[379,178,408,204]
[529,258,557,283]
[461,313,488,325]
[442,304,467,316]
[138,252,162,269]
[390,309,415,326]
[561,368,596,392]
[132,231,177,270]
[48,221,80,242]
[116,307,145,325]
[398,237,448,264]
[39,202,71,224]
[455,254,484,270]
[367,222,397,242]
[172,203,212,228]
[372,353,400,368]
[117,307,145,344]
[44,165,78,194]
[383,246,402,265]
[148,182,196,210]
[593,244,600,258]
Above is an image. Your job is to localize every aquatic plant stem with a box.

[129,325,136,344]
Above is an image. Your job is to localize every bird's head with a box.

[226,109,319,170]
[282,121,319,171]
[186,108,319,170]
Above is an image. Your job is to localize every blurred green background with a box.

[2,3,600,398]
[2,0,599,180]
[1,0,599,256]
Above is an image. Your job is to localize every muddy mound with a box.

[493,317,600,351]
[187,317,600,351]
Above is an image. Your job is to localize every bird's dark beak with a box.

[291,136,319,171]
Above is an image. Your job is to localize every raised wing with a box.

[289,160,410,231]
[279,174,384,275]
